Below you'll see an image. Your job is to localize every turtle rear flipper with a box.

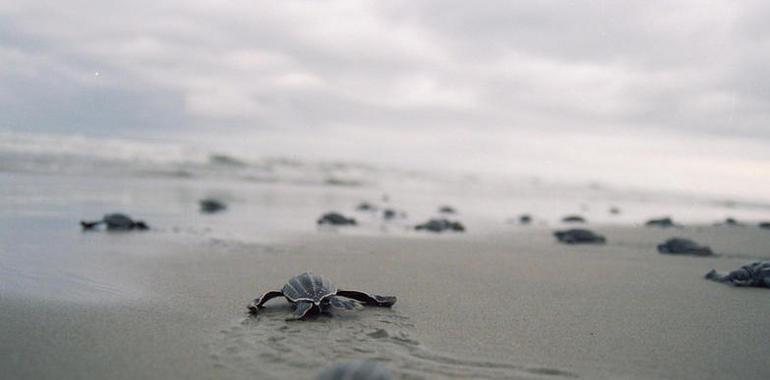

[328,296,363,311]
[287,301,315,320]
[337,290,397,307]
[248,290,284,314]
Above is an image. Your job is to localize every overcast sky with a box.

[1,1,769,198]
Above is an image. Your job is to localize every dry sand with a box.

[1,226,769,379]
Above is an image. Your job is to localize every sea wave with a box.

[0,130,376,187]
[2,130,768,223]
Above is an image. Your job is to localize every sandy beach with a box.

[2,198,769,380]
[6,1,770,378]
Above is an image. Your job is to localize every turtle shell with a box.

[282,272,337,303]
[103,213,135,229]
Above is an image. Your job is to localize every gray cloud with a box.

[1,1,769,143]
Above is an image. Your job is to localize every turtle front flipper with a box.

[80,220,102,230]
[247,290,284,314]
[337,290,397,307]
[328,296,363,311]
[287,301,315,320]
[705,270,731,282]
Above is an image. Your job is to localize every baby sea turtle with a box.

[381,208,406,220]
[561,215,586,223]
[554,229,606,244]
[519,214,532,225]
[609,206,621,215]
[716,217,743,226]
[759,222,770,229]
[317,360,393,380]
[415,218,465,233]
[356,202,378,212]
[80,213,149,231]
[705,261,770,288]
[248,272,397,320]
[199,198,227,214]
[438,205,457,214]
[645,217,680,228]
[657,238,712,256]
[317,212,357,226]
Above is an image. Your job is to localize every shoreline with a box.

[2,226,769,379]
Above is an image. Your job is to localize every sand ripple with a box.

[209,306,577,379]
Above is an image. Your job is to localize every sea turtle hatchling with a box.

[317,212,357,226]
[645,217,680,228]
[561,215,586,223]
[248,272,397,320]
[554,228,606,244]
[657,238,712,256]
[705,261,770,288]
[80,213,149,231]
[199,198,227,213]
[715,217,744,227]
[415,218,465,233]
[356,202,378,212]
[438,205,457,214]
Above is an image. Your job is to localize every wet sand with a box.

[2,226,769,379]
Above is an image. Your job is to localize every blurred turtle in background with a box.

[714,217,744,227]
[356,202,377,212]
[199,198,227,214]
[554,229,606,244]
[645,217,680,228]
[415,218,465,233]
[81,213,149,231]
[561,215,586,223]
[318,212,357,226]
[657,238,712,256]
[438,205,457,214]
